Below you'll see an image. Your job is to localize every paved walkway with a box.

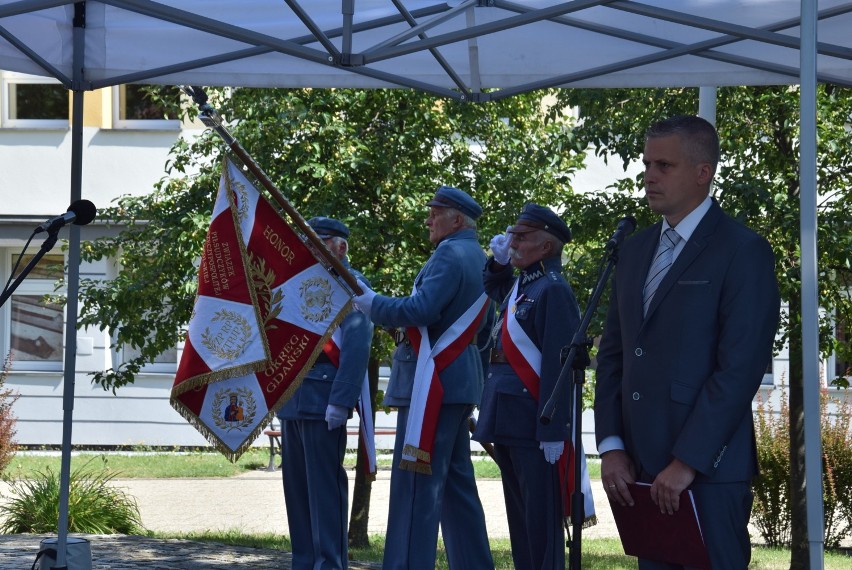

[0,467,618,569]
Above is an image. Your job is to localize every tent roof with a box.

[2,0,852,101]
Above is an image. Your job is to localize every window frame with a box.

[0,72,69,129]
[827,306,851,387]
[1,249,66,372]
[110,84,180,131]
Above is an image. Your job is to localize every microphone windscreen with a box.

[68,199,97,226]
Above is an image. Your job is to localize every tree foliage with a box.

[74,87,586,390]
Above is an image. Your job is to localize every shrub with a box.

[0,456,143,534]
[752,393,792,546]
[821,391,852,548]
[0,353,18,474]
[752,388,852,549]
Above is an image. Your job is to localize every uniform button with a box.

[488,373,492,378]
[522,388,528,393]
[634,348,644,357]
[632,392,640,400]
[322,374,328,380]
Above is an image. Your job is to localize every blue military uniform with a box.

[277,217,373,570]
[368,186,494,570]
[473,204,581,570]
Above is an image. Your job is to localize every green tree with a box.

[555,85,852,569]
[71,86,587,545]
[75,87,585,391]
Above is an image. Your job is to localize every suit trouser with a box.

[636,480,752,570]
[492,443,565,570]
[382,404,493,570]
[281,418,349,570]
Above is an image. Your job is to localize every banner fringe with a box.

[399,458,432,475]
[402,443,431,463]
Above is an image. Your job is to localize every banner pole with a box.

[182,86,362,295]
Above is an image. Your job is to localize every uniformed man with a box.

[277,216,373,570]
[353,185,494,570]
[473,203,593,570]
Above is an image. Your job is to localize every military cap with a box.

[308,216,350,239]
[509,203,572,244]
[426,185,483,220]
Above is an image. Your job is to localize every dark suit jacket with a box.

[594,199,780,482]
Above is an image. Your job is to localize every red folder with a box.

[609,482,712,569]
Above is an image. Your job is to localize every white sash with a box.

[401,289,489,473]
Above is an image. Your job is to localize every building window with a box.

[1,72,68,128]
[2,252,66,371]
[829,312,851,387]
[761,359,774,385]
[112,84,180,130]
[122,342,179,374]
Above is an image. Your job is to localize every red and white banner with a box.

[501,278,596,524]
[401,292,489,474]
[171,157,351,461]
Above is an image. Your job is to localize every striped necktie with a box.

[643,228,681,315]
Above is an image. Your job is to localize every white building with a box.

[0,71,846,453]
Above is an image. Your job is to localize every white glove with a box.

[352,279,377,317]
[325,404,349,431]
[540,441,565,464]
[490,226,512,265]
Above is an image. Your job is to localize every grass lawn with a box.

[149,531,850,569]
[5,448,521,479]
[4,450,850,568]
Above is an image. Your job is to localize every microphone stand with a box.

[0,230,59,309]
[539,238,625,570]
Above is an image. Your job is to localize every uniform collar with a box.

[435,227,477,247]
[518,256,561,285]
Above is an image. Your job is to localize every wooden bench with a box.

[262,425,398,471]
[263,427,282,471]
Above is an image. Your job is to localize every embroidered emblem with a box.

[212,386,257,431]
[249,253,283,328]
[521,269,544,285]
[229,175,250,224]
[300,276,333,322]
[200,309,253,360]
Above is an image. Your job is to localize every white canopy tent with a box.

[2,1,852,94]
[2,1,851,567]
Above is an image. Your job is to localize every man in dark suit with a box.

[594,115,780,569]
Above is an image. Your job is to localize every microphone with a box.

[36,200,97,234]
[605,216,637,250]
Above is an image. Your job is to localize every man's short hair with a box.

[646,115,720,174]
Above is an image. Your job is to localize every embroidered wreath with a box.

[200,309,253,360]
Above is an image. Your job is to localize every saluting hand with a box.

[490,227,512,265]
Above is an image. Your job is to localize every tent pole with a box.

[697,86,717,125]
[799,0,824,567]
[55,2,88,567]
